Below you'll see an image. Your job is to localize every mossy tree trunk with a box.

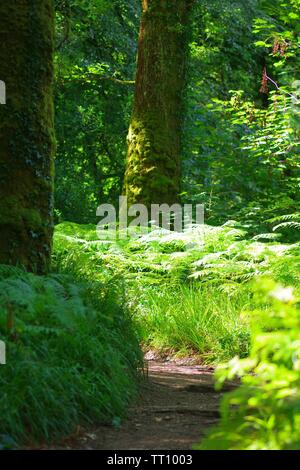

[0,1,55,273]
[124,0,194,208]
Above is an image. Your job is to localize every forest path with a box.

[59,360,232,450]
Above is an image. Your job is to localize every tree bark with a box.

[0,1,55,273]
[124,0,194,208]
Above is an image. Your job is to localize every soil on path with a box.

[56,360,235,450]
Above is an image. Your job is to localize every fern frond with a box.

[252,233,281,241]
[273,222,300,232]
[267,213,300,224]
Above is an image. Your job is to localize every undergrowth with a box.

[199,278,300,450]
[0,264,142,445]
[54,220,300,363]
[51,219,300,450]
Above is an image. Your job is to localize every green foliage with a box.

[54,0,300,229]
[199,278,300,450]
[0,264,142,443]
[54,223,250,363]
[54,0,140,222]
[183,1,264,219]
[54,221,299,365]
[183,0,300,227]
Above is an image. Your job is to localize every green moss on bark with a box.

[124,0,194,208]
[0,1,55,273]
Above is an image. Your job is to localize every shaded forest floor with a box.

[47,359,237,450]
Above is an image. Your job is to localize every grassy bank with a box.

[0,264,142,447]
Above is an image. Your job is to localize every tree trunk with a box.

[0,1,55,273]
[124,0,194,208]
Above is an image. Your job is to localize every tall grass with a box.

[134,284,251,362]
[0,265,142,445]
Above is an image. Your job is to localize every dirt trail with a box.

[58,360,233,450]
